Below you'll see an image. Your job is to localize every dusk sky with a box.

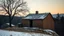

[24,0,64,14]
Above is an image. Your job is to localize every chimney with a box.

[36,11,38,14]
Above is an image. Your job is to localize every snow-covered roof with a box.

[23,13,50,19]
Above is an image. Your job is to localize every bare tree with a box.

[0,0,28,27]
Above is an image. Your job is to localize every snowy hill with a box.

[0,27,59,36]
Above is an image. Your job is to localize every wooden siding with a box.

[33,20,43,28]
[43,14,54,30]
[22,19,30,27]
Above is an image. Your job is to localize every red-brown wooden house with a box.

[22,11,54,30]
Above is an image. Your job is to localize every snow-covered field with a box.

[0,30,59,36]
[0,30,52,36]
[0,27,59,36]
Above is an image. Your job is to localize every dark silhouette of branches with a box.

[0,0,29,27]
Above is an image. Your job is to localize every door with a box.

[30,20,33,27]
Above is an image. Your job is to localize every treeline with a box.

[54,13,64,36]
[0,15,22,28]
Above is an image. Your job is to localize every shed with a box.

[22,11,54,30]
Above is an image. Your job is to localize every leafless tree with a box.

[0,0,29,27]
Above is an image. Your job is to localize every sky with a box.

[24,0,64,14]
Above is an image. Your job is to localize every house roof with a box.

[22,13,50,19]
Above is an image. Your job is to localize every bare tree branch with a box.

[0,5,9,14]
[0,0,29,27]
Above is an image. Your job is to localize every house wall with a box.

[22,19,30,27]
[22,19,43,28]
[43,13,54,30]
[33,20,43,28]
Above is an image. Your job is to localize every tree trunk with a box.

[9,15,12,27]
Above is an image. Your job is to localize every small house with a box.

[22,11,54,30]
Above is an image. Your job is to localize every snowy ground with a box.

[0,27,59,36]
